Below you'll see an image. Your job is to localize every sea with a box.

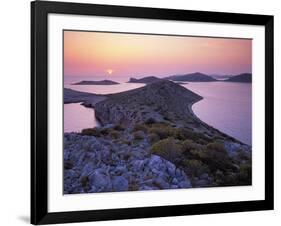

[64,76,252,145]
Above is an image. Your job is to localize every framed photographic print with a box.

[31,0,274,224]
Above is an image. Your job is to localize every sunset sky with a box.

[64,30,252,78]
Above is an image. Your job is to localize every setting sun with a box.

[106,69,113,75]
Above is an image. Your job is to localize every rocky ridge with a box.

[95,80,202,127]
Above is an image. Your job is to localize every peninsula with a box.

[64,88,107,105]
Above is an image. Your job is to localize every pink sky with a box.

[64,31,252,78]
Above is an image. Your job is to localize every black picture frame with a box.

[31,0,274,224]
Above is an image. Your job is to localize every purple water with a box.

[183,82,252,145]
[64,103,101,132]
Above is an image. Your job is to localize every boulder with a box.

[89,171,112,191]
[112,176,129,191]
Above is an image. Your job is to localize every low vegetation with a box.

[151,137,183,163]
[81,128,102,137]
[146,122,251,187]
[80,121,251,187]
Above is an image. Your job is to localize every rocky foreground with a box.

[64,132,191,194]
[64,80,252,194]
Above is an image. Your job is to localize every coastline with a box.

[187,98,246,146]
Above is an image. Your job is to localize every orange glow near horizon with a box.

[64,31,252,78]
[106,69,113,75]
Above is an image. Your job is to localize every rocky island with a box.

[127,76,162,84]
[165,72,217,82]
[73,79,119,85]
[224,73,252,83]
[64,80,251,194]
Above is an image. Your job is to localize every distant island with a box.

[73,80,119,85]
[165,72,217,82]
[224,73,252,83]
[127,76,162,84]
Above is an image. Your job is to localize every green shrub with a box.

[206,141,226,152]
[148,123,176,139]
[204,142,229,162]
[182,139,201,152]
[99,128,110,136]
[214,169,225,185]
[174,128,210,142]
[174,128,192,140]
[183,159,209,177]
[148,133,160,144]
[109,130,120,139]
[236,150,251,161]
[113,124,125,131]
[190,148,208,159]
[133,124,148,133]
[133,131,145,140]
[197,138,208,145]
[81,128,101,137]
[150,137,183,163]
[120,138,132,145]
[145,118,156,125]
[187,141,233,173]
[237,163,252,184]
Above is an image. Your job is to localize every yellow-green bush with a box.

[133,131,145,140]
[148,133,160,144]
[183,159,209,177]
[238,163,252,183]
[174,128,209,142]
[182,139,201,152]
[206,141,226,152]
[109,130,120,139]
[133,124,148,133]
[145,117,157,125]
[147,123,176,139]
[81,128,101,137]
[150,137,183,163]
[113,124,126,131]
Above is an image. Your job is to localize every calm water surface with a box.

[64,79,251,145]
[183,82,252,145]
[64,103,100,132]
